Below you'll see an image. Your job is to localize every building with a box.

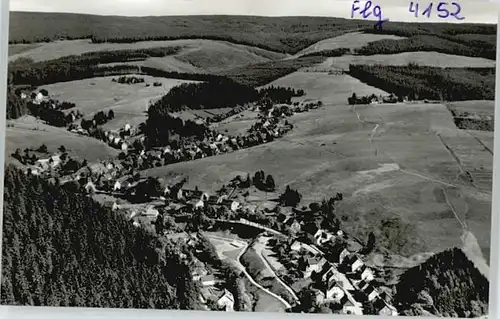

[217,289,235,311]
[113,181,121,191]
[85,181,97,193]
[195,200,205,210]
[201,275,217,287]
[230,201,241,212]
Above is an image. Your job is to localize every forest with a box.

[0,165,202,309]
[7,46,192,87]
[348,64,495,101]
[356,35,495,60]
[299,48,351,58]
[394,248,488,318]
[219,56,324,87]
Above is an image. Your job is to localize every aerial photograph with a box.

[0,0,495,317]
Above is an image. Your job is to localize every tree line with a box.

[348,64,495,101]
[355,35,495,60]
[299,48,351,58]
[1,165,202,309]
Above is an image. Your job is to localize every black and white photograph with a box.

[0,0,496,317]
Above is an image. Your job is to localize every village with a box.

[11,84,403,315]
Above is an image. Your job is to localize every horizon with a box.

[8,0,499,24]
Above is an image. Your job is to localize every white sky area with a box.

[9,0,499,24]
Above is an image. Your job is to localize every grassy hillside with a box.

[9,12,371,53]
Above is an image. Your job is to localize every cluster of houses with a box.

[26,153,63,176]
[347,93,404,105]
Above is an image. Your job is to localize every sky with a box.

[8,0,499,23]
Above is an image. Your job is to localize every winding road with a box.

[205,234,292,310]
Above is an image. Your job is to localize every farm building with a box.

[217,289,234,311]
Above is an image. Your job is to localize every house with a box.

[143,207,160,219]
[85,181,97,193]
[208,195,219,205]
[290,240,302,252]
[341,296,363,316]
[164,186,171,196]
[195,200,205,209]
[373,298,398,316]
[124,123,131,132]
[191,268,208,281]
[301,256,326,278]
[284,217,301,233]
[20,92,27,99]
[132,220,141,228]
[363,284,379,302]
[113,181,121,191]
[200,192,210,201]
[217,289,234,311]
[201,275,217,287]
[112,202,120,211]
[338,248,351,264]
[230,201,241,212]
[343,254,364,273]
[360,266,375,282]
[314,229,334,245]
[325,282,345,302]
[177,189,185,201]
[50,155,61,168]
[121,143,128,151]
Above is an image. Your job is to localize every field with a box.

[262,72,388,105]
[144,101,492,267]
[292,32,406,58]
[6,116,119,162]
[315,52,496,71]
[39,75,199,131]
[9,39,286,73]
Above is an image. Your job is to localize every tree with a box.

[58,145,66,153]
[37,144,48,153]
[108,110,115,120]
[265,175,276,191]
[279,186,302,207]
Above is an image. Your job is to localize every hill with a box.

[0,165,201,309]
[6,116,119,163]
[9,39,287,73]
[9,12,497,55]
[142,100,492,263]
[394,248,488,318]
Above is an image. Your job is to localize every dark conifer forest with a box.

[394,248,488,318]
[0,165,201,309]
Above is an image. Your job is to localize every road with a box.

[205,234,292,309]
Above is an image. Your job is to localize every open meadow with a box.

[6,116,119,162]
[315,52,496,71]
[9,39,286,73]
[292,32,406,58]
[40,75,199,131]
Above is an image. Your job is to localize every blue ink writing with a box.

[351,0,389,30]
[408,1,465,20]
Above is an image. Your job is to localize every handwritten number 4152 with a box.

[409,1,465,20]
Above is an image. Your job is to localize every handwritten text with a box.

[351,0,389,29]
[409,1,465,20]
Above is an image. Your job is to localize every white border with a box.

[0,1,498,319]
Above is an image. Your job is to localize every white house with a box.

[351,258,364,273]
[20,92,27,99]
[163,146,172,154]
[201,275,216,287]
[50,155,61,168]
[112,202,120,211]
[124,123,131,132]
[177,189,185,201]
[195,200,205,209]
[361,267,375,282]
[217,289,234,312]
[339,249,351,264]
[231,201,241,212]
[164,186,171,196]
[121,143,128,151]
[144,207,160,219]
[113,181,121,191]
[85,181,97,193]
[200,192,210,201]
[290,241,303,252]
[132,221,141,228]
[326,285,345,302]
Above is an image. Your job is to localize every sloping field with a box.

[262,72,387,105]
[212,109,261,136]
[8,39,286,73]
[292,32,405,58]
[6,116,119,162]
[40,75,199,131]
[446,100,495,118]
[8,43,41,56]
[144,102,491,264]
[315,52,496,71]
